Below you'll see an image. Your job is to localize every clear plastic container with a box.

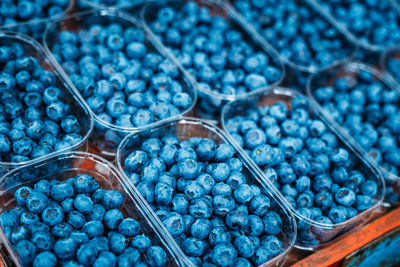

[0,31,93,177]
[221,87,385,250]
[0,151,182,266]
[141,0,285,119]
[0,0,74,40]
[116,117,297,266]
[43,10,197,158]
[308,0,400,52]
[225,0,356,73]
[308,62,400,204]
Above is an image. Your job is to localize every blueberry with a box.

[15,240,36,265]
[14,186,32,207]
[104,209,124,230]
[213,243,238,267]
[31,230,54,251]
[335,187,356,207]
[67,211,86,229]
[146,246,167,267]
[234,235,256,258]
[93,251,116,267]
[51,183,74,202]
[33,251,57,267]
[74,194,93,214]
[109,232,127,254]
[103,190,124,210]
[161,212,185,237]
[54,238,76,259]
[328,206,348,224]
[82,221,104,238]
[41,205,64,226]
[131,234,151,253]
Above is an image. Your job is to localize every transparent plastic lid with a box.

[0,31,93,173]
[43,9,197,156]
[117,117,297,266]
[225,0,356,73]
[308,61,400,204]
[0,151,182,266]
[221,87,385,250]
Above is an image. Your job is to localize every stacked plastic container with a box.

[221,87,385,249]
[141,0,285,118]
[43,9,197,157]
[224,0,356,92]
[0,0,395,265]
[0,31,93,177]
[308,62,400,203]
[117,117,297,265]
[0,151,185,266]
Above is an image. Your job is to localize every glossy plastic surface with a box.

[221,87,385,250]
[308,62,400,203]
[117,117,297,266]
[0,31,93,176]
[141,0,285,118]
[0,151,181,267]
[43,10,197,157]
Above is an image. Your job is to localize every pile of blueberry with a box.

[225,95,379,244]
[0,43,83,163]
[0,0,69,26]
[50,22,192,130]
[313,69,400,202]
[230,0,353,69]
[0,174,167,267]
[146,1,282,97]
[317,0,400,48]
[123,136,285,266]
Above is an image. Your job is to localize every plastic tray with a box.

[0,31,93,177]
[308,62,400,203]
[141,0,285,118]
[0,0,74,40]
[0,151,181,267]
[116,117,297,266]
[225,0,355,73]
[221,87,385,250]
[308,0,400,52]
[43,9,197,158]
